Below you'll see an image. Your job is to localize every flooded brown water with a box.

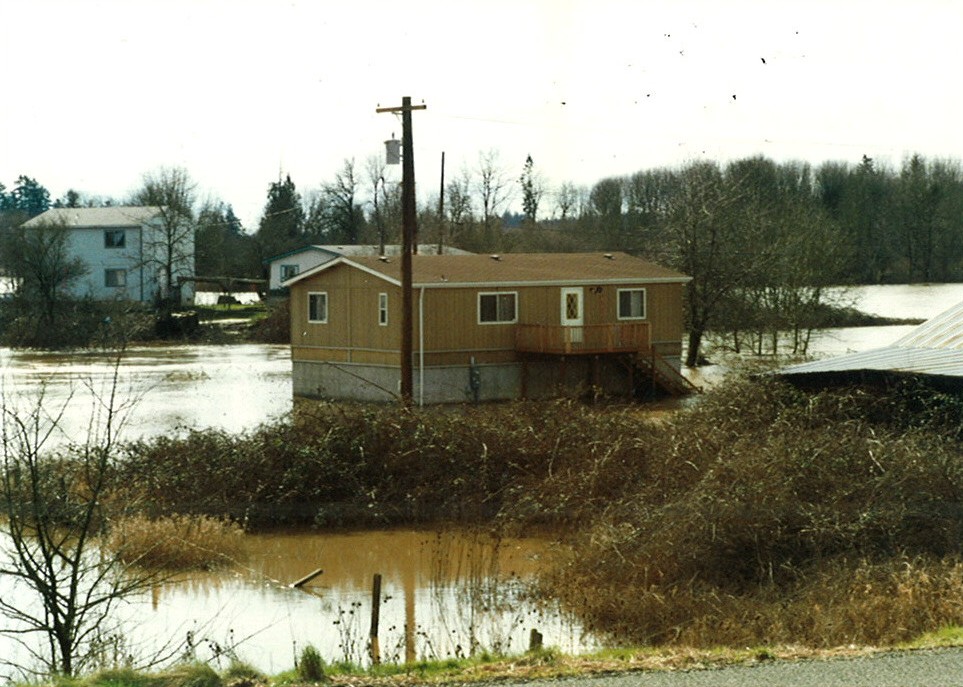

[0,528,591,672]
[0,343,292,446]
[115,529,591,672]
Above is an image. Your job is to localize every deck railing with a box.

[515,322,650,355]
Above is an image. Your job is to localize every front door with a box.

[561,287,584,348]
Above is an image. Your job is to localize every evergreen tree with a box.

[256,175,304,259]
[9,176,51,217]
[196,201,259,279]
[519,155,544,226]
[52,189,82,208]
[224,204,243,235]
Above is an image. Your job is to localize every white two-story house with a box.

[21,206,195,305]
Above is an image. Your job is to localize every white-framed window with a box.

[617,288,646,320]
[280,264,299,282]
[105,268,127,288]
[104,229,126,249]
[478,292,517,324]
[378,292,388,326]
[308,292,328,323]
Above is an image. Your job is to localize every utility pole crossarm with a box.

[375,104,427,114]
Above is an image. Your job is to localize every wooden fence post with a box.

[370,573,382,665]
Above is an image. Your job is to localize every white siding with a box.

[270,249,337,290]
[64,220,194,304]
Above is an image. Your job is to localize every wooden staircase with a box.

[634,349,702,397]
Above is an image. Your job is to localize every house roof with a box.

[316,244,474,257]
[285,252,690,289]
[22,206,163,228]
[265,243,472,264]
[779,299,963,380]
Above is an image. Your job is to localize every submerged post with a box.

[291,568,324,588]
[370,573,382,665]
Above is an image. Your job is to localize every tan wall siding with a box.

[420,287,517,353]
[291,265,401,361]
[292,268,687,364]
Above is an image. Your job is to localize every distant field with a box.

[193,290,262,306]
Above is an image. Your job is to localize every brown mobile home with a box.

[287,252,692,403]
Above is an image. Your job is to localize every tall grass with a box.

[105,514,245,570]
[539,377,963,647]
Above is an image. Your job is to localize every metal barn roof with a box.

[779,299,963,380]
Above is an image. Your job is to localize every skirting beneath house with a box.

[292,355,684,404]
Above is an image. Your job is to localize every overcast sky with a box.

[2,0,961,229]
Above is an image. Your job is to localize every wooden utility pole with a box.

[377,97,426,405]
[437,151,446,254]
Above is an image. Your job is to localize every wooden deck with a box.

[515,323,650,355]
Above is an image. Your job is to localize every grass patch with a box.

[295,645,326,682]
[27,635,963,687]
[194,304,266,321]
[901,625,963,649]
[157,663,222,687]
[105,514,245,570]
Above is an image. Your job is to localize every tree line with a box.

[546,154,963,363]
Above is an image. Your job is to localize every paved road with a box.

[495,648,963,687]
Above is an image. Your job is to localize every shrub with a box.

[113,399,655,529]
[222,660,266,687]
[0,298,155,349]
[106,514,245,570]
[102,376,963,647]
[160,663,222,687]
[297,645,326,682]
[248,299,289,343]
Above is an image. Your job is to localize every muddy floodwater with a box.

[0,529,590,673]
[130,529,589,671]
[0,343,293,446]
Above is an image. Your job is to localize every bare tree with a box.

[320,159,366,245]
[445,170,474,248]
[0,218,88,332]
[475,150,513,245]
[553,182,584,221]
[662,161,760,367]
[130,167,197,310]
[364,155,400,253]
[0,361,160,677]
